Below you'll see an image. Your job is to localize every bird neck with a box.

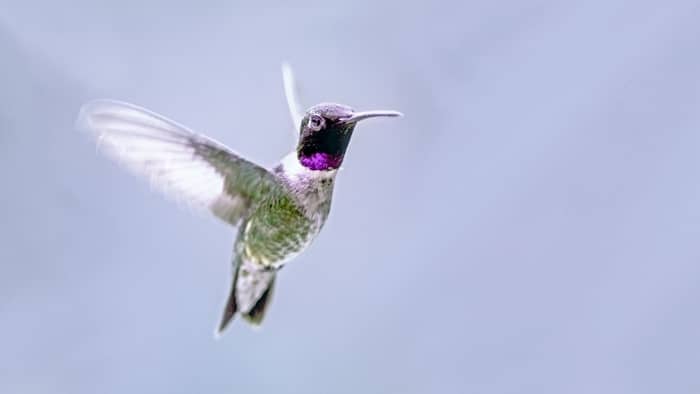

[298,152,344,171]
[279,152,338,180]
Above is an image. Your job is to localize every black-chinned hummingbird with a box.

[77,64,402,335]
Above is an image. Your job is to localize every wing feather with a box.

[77,99,284,226]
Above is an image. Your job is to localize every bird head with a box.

[296,103,402,171]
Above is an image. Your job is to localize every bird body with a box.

[251,152,336,270]
[77,65,401,335]
[224,152,336,326]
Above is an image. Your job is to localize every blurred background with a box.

[1,1,700,393]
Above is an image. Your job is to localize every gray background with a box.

[1,1,700,393]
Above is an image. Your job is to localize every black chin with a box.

[298,124,354,158]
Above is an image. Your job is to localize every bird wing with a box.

[281,62,304,138]
[77,99,285,226]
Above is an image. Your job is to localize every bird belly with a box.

[241,195,319,269]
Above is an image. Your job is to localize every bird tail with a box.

[217,256,277,335]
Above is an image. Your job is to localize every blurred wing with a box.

[281,62,304,137]
[77,99,284,226]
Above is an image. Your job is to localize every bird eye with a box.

[308,114,324,131]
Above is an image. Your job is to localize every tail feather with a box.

[217,269,239,334]
[217,257,277,335]
[242,275,275,325]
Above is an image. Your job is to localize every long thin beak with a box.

[340,110,403,124]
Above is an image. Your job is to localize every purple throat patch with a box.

[299,152,343,171]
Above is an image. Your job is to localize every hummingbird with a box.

[77,64,402,335]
